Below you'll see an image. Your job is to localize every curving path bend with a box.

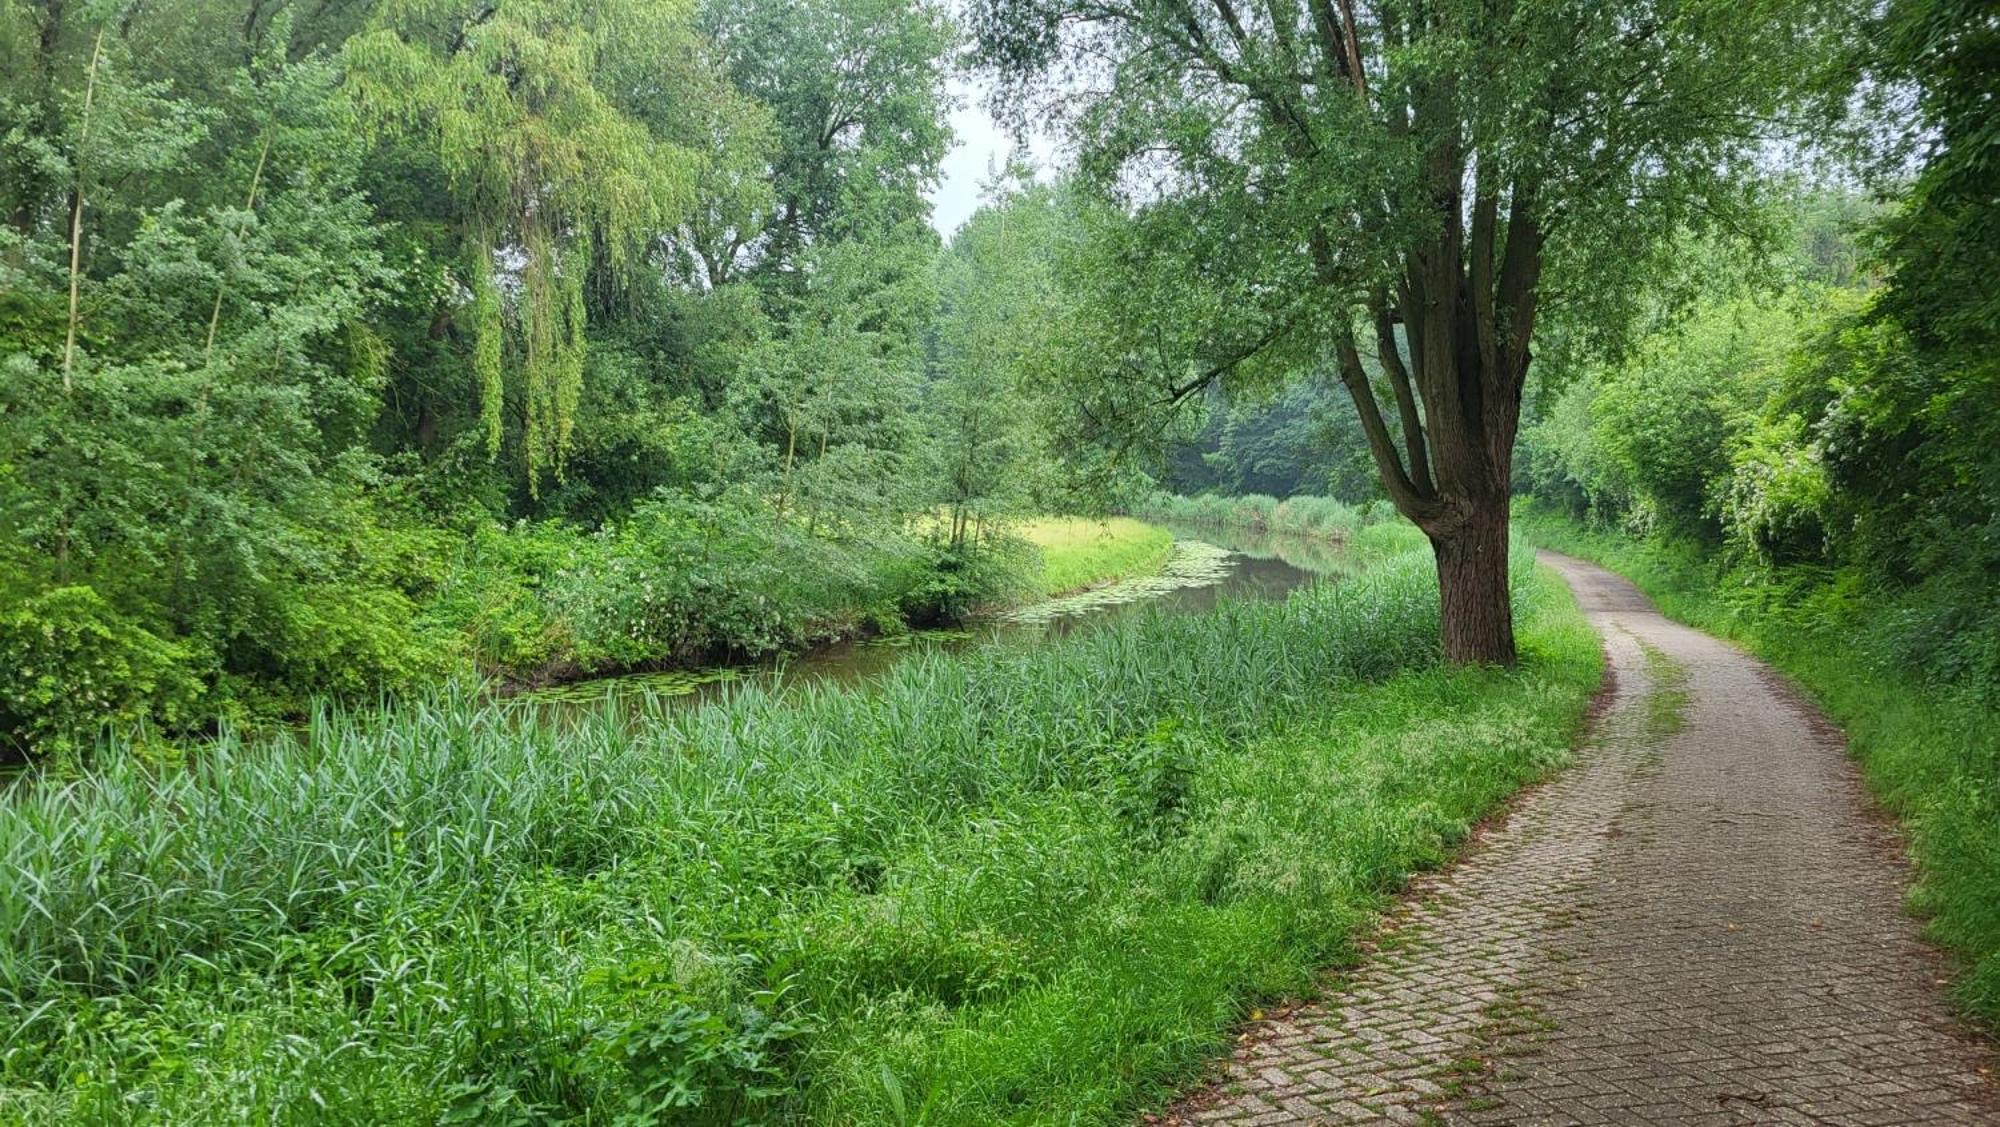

[1162,551,1997,1126]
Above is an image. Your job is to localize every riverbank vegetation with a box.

[0,0,1123,759]
[1134,494,1376,543]
[1019,517,1174,597]
[5,0,1967,752]
[0,539,1599,1123]
[971,0,1860,665]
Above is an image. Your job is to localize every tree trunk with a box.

[415,402,438,451]
[61,29,106,392]
[1429,502,1515,666]
[1327,171,1540,667]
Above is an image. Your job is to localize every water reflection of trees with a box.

[1187,527,1354,576]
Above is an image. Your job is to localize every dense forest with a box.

[1,0,1996,1120]
[0,0,1112,757]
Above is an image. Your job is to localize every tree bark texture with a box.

[1431,503,1516,666]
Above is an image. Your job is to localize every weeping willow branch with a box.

[471,249,504,458]
[518,228,589,496]
[342,0,705,489]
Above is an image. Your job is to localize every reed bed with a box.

[1134,493,1375,540]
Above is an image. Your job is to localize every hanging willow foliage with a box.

[343,0,704,488]
[470,254,504,459]
[517,230,590,490]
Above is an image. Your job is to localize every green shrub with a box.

[1720,413,1832,566]
[554,494,921,668]
[415,498,1024,684]
[256,585,455,702]
[0,587,203,758]
[893,537,1034,624]
[418,521,581,677]
[1271,496,1363,538]
[1227,494,1280,529]
[583,959,808,1124]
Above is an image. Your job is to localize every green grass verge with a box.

[1019,516,1175,597]
[0,540,1600,1124]
[1517,505,2000,1032]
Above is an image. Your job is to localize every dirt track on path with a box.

[1163,552,1997,1125]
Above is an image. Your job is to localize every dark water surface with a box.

[518,522,1348,714]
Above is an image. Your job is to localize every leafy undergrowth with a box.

[1518,507,2000,1032]
[0,541,1599,1124]
[1017,516,1176,597]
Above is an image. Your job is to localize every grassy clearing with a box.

[1519,507,2000,1031]
[1017,516,1175,597]
[0,538,1599,1124]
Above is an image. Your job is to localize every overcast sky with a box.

[926,76,1059,241]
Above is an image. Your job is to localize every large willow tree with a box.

[971,0,1851,663]
[344,0,706,488]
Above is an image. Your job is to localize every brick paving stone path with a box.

[1160,552,1997,1126]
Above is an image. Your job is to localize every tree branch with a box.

[1309,0,1350,85]
[1335,0,1367,96]
[1495,182,1542,393]
[1336,320,1439,522]
[1371,291,1433,498]
[1469,172,1499,383]
[1161,309,1302,405]
[1177,1,1319,153]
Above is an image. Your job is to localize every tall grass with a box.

[1134,493,1374,540]
[1518,505,2000,1031]
[0,540,1599,1123]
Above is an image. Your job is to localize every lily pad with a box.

[859,628,976,648]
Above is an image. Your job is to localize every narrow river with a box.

[519,521,1351,713]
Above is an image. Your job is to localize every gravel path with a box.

[1160,551,1996,1125]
